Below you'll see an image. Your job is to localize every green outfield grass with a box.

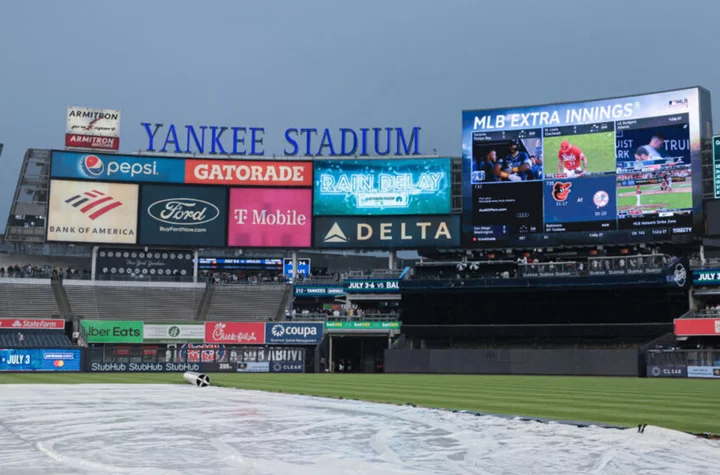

[617,183,692,210]
[1,373,718,434]
[543,132,615,174]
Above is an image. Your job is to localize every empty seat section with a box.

[207,285,288,321]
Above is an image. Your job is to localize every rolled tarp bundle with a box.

[183,371,211,387]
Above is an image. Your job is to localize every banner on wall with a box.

[51,151,185,183]
[204,322,266,344]
[227,188,312,247]
[82,320,143,343]
[96,248,194,279]
[0,349,81,372]
[0,319,64,330]
[47,180,139,244]
[143,324,205,343]
[265,322,323,345]
[138,184,228,247]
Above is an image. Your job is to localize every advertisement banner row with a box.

[81,321,325,345]
[86,360,304,373]
[0,319,65,330]
[45,178,459,248]
[647,365,720,379]
[50,151,452,216]
[0,349,81,372]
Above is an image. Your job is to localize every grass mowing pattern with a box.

[1,373,718,434]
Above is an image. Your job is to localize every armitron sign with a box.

[66,106,120,151]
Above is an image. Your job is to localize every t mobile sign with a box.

[228,188,311,247]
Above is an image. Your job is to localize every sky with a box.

[1,0,719,234]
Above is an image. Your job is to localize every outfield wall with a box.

[384,348,640,376]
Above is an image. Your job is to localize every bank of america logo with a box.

[324,223,348,243]
[65,190,123,220]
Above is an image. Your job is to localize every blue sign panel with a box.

[344,279,400,293]
[294,285,345,297]
[693,269,720,286]
[138,184,227,247]
[283,258,311,279]
[313,158,451,216]
[51,151,186,183]
[265,322,323,345]
[269,361,304,373]
[0,349,81,372]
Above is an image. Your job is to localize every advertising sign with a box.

[143,324,205,343]
[88,362,203,373]
[96,248,194,279]
[0,349,81,372]
[687,366,720,378]
[204,322,266,344]
[66,107,120,151]
[184,159,313,186]
[0,319,64,330]
[294,285,345,297]
[324,321,401,331]
[82,320,143,343]
[283,258,311,279]
[47,180,139,244]
[138,184,228,247]
[674,318,720,336]
[198,257,283,272]
[692,269,720,286]
[646,365,688,378]
[265,322,323,345]
[713,136,720,199]
[313,215,460,249]
[344,279,400,293]
[313,158,451,216]
[463,87,706,247]
[236,362,270,372]
[228,188,312,247]
[51,151,185,183]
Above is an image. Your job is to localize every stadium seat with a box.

[0,281,61,318]
[206,285,288,321]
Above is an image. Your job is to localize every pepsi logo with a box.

[81,155,105,176]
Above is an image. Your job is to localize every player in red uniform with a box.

[557,140,587,177]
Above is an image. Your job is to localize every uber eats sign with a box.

[82,320,143,343]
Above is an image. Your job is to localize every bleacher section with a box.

[207,285,288,321]
[0,279,60,318]
[0,330,73,348]
[63,282,206,321]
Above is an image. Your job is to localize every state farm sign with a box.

[65,106,120,151]
[204,322,266,344]
[184,160,312,186]
[0,319,65,330]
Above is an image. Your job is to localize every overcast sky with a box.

[1,0,719,234]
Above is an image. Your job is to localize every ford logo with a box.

[148,198,220,225]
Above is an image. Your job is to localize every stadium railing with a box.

[292,313,400,322]
[647,349,720,367]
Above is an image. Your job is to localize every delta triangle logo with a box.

[324,222,348,243]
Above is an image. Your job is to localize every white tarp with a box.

[0,384,717,474]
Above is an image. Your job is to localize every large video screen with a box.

[462,88,706,247]
[313,158,451,216]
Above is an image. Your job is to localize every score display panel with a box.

[462,88,707,247]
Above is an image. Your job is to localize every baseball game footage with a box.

[462,87,707,246]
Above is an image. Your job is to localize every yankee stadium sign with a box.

[141,123,421,157]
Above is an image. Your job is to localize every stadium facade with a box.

[2,89,720,378]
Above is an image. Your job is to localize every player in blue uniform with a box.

[495,139,532,181]
[479,150,500,182]
[529,155,543,180]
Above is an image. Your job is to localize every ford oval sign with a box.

[147,198,220,225]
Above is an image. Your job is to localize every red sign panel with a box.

[204,322,266,344]
[0,319,65,330]
[674,318,720,336]
[65,134,120,151]
[184,160,312,186]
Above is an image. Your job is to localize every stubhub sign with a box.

[265,322,323,345]
[51,151,185,183]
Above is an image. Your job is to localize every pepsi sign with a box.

[51,151,185,183]
[264,322,323,345]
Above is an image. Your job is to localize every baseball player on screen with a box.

[494,139,532,182]
[557,140,587,177]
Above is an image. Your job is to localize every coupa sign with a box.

[141,123,422,157]
[265,322,323,345]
